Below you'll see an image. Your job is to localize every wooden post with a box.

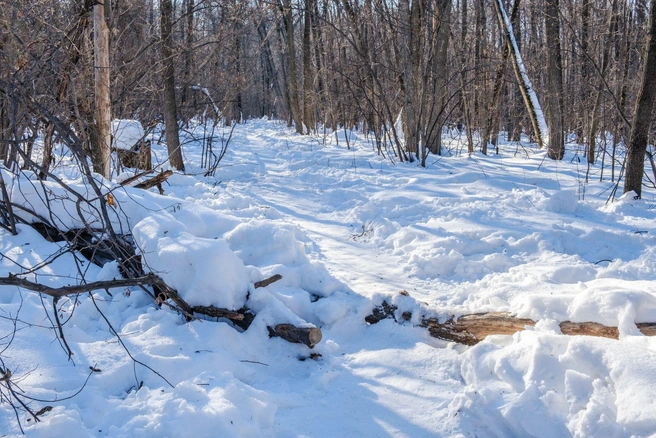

[93,0,112,178]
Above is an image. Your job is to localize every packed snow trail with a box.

[2,119,656,436]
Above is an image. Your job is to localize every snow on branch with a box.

[493,0,549,148]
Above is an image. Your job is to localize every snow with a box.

[112,120,145,151]
[1,119,656,437]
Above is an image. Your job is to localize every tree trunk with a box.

[426,0,451,156]
[459,0,474,154]
[624,1,656,198]
[508,5,523,143]
[400,0,419,158]
[160,0,185,171]
[492,0,548,150]
[283,0,304,134]
[578,0,591,144]
[587,1,617,166]
[302,0,313,133]
[484,0,521,154]
[93,0,112,178]
[545,0,564,160]
[181,0,194,114]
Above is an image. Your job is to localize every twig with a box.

[253,274,282,289]
[88,293,174,388]
[52,297,74,360]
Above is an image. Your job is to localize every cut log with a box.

[421,313,536,346]
[268,324,322,348]
[366,300,656,345]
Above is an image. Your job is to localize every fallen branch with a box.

[118,169,155,187]
[0,273,158,298]
[192,274,283,330]
[6,227,320,348]
[366,300,656,346]
[134,170,173,192]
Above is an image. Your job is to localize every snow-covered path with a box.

[3,119,656,437]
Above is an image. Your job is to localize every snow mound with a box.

[132,216,249,309]
[540,189,579,214]
[456,331,656,437]
[112,119,145,151]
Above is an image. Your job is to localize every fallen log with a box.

[366,300,656,346]
[134,170,173,193]
[421,313,536,346]
[268,324,322,348]
[118,169,155,187]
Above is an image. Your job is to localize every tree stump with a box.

[116,140,152,171]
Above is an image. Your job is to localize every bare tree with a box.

[92,0,112,177]
[624,0,656,197]
[545,0,565,160]
[493,0,548,150]
[160,0,185,171]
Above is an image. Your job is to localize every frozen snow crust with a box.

[1,119,656,436]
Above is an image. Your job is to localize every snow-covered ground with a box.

[1,119,656,437]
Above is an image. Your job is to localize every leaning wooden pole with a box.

[93,0,112,178]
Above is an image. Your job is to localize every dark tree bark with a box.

[459,0,474,153]
[624,1,656,198]
[400,0,420,157]
[587,0,617,167]
[181,0,194,111]
[160,0,185,171]
[507,4,523,143]
[302,0,313,133]
[282,0,303,134]
[545,0,564,160]
[426,0,451,156]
